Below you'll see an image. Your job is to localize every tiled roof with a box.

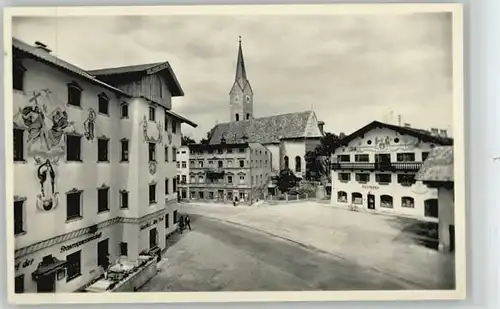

[209,111,321,145]
[416,146,454,182]
[12,38,130,97]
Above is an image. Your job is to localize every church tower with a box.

[229,37,253,122]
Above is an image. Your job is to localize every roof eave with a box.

[13,47,131,98]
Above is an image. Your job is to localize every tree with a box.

[200,127,215,145]
[276,168,300,193]
[305,132,341,182]
[181,135,196,146]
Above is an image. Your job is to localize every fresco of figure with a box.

[36,159,59,211]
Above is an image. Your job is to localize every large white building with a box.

[330,121,453,221]
[11,38,196,293]
[176,145,190,199]
[207,38,325,179]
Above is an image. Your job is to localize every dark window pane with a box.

[13,129,24,161]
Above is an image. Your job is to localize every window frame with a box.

[97,93,109,116]
[67,81,83,107]
[13,128,25,162]
[66,250,82,282]
[97,186,110,213]
[149,183,157,205]
[66,190,83,221]
[120,139,129,162]
[97,138,109,162]
[66,134,82,162]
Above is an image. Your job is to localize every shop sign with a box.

[15,258,34,271]
[60,232,102,253]
[362,185,379,190]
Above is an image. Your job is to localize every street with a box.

[140,214,417,292]
[139,202,455,291]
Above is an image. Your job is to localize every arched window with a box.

[295,156,302,172]
[235,114,239,121]
[284,156,289,169]
[401,197,415,208]
[337,191,348,203]
[380,195,393,208]
[352,192,362,205]
[246,113,250,119]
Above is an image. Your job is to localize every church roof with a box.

[209,111,321,145]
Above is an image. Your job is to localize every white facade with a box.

[176,145,190,199]
[330,126,444,221]
[12,40,193,293]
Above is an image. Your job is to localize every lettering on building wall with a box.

[147,63,169,75]
[60,232,102,253]
[15,258,34,271]
[140,218,159,230]
[362,185,379,190]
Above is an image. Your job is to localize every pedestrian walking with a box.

[178,215,185,234]
[185,215,192,230]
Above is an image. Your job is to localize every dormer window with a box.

[13,59,26,91]
[67,82,82,107]
[98,93,109,115]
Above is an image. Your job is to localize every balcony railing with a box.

[331,162,423,172]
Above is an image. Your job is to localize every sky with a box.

[13,13,454,141]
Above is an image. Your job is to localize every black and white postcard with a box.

[3,3,465,304]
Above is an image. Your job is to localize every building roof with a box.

[166,109,197,128]
[88,61,184,97]
[416,146,454,183]
[338,120,453,146]
[12,38,130,97]
[208,111,321,145]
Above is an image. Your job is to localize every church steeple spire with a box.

[235,36,249,91]
[229,36,253,122]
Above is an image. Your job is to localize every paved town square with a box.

[140,202,455,291]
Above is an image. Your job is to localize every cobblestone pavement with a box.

[139,216,419,292]
[174,201,455,290]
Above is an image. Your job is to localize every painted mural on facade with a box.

[345,132,421,153]
[36,159,59,212]
[140,115,163,144]
[83,109,97,141]
[13,89,76,165]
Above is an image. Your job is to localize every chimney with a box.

[318,121,325,135]
[439,129,447,137]
[430,128,439,136]
[34,41,52,53]
[404,123,411,128]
